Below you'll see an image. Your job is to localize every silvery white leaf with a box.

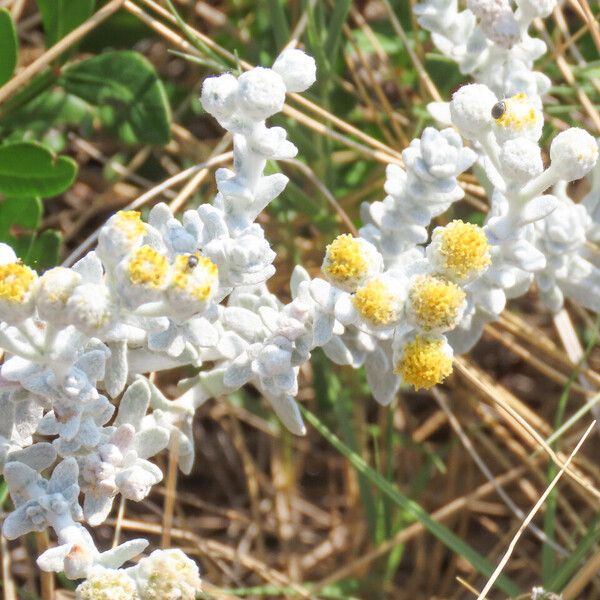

[115,379,150,429]
[75,350,106,383]
[135,427,170,459]
[10,443,56,472]
[2,502,41,538]
[268,394,305,435]
[290,265,310,297]
[84,491,114,527]
[223,355,253,389]
[97,539,149,569]
[104,341,128,398]
[37,544,72,572]
[48,458,79,494]
[519,194,558,226]
[72,251,103,283]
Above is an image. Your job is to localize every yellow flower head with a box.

[322,234,381,292]
[127,245,168,289]
[170,253,218,302]
[0,262,37,304]
[352,277,404,327]
[115,210,146,241]
[428,220,491,282]
[407,275,465,332]
[492,93,542,142]
[394,335,453,390]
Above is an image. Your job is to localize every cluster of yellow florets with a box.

[407,275,465,332]
[170,253,218,301]
[322,234,377,291]
[76,568,139,600]
[352,278,402,327]
[394,335,453,390]
[127,245,169,289]
[115,210,146,241]
[494,93,537,129]
[430,220,491,282]
[0,262,37,303]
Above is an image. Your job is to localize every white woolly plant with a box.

[0,9,599,596]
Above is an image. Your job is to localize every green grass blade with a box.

[300,405,522,597]
[265,0,289,49]
[323,0,351,62]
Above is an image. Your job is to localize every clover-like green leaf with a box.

[0,142,77,198]
[60,51,172,145]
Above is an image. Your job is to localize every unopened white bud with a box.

[499,137,544,184]
[200,73,239,122]
[272,49,317,93]
[66,283,114,336]
[516,0,556,18]
[549,128,599,182]
[450,84,497,140]
[36,267,82,324]
[237,67,286,121]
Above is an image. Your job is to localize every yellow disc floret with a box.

[115,210,146,240]
[430,220,491,282]
[493,93,542,142]
[322,234,380,292]
[0,262,37,303]
[407,275,465,332]
[128,245,168,289]
[171,253,218,301]
[353,277,403,327]
[394,335,453,390]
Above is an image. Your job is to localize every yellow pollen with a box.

[171,253,218,301]
[128,245,168,288]
[494,93,537,130]
[409,275,465,330]
[352,278,400,326]
[323,234,368,283]
[116,210,146,240]
[394,336,453,390]
[437,220,491,280]
[0,262,37,303]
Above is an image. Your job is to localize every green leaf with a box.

[300,405,522,598]
[60,50,172,145]
[0,142,77,198]
[0,197,42,261]
[0,8,18,86]
[26,229,61,270]
[35,0,95,52]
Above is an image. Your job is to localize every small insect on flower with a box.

[491,100,506,119]
[492,92,542,142]
[394,335,453,390]
[322,234,383,293]
[166,253,219,317]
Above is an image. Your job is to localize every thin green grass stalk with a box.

[542,316,600,585]
[323,0,352,63]
[300,405,522,597]
[265,0,290,50]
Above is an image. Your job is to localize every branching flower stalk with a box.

[0,5,599,595]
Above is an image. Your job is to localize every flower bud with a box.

[499,137,544,184]
[549,128,599,182]
[450,84,498,140]
[36,267,82,325]
[237,67,286,121]
[200,73,239,122]
[66,283,114,336]
[272,49,317,93]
